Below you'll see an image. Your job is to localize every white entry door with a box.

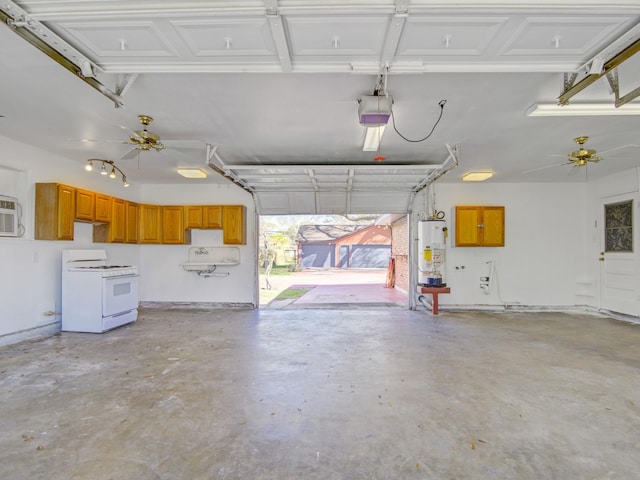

[599,192,639,316]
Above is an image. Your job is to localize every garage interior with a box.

[1,1,640,478]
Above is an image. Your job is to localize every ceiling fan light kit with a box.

[128,115,165,152]
[568,136,601,165]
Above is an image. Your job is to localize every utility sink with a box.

[181,246,240,274]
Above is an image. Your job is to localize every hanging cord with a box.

[391,99,447,143]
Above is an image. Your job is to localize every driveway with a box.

[261,268,407,308]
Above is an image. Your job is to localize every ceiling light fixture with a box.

[177,168,208,179]
[462,171,493,182]
[86,159,129,187]
[527,103,640,116]
[363,125,386,152]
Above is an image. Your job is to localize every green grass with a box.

[274,288,310,301]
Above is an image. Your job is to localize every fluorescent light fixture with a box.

[526,103,640,116]
[177,168,208,179]
[363,125,386,151]
[462,171,493,182]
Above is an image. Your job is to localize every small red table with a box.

[417,286,451,314]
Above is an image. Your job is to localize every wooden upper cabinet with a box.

[35,183,76,240]
[455,206,505,247]
[184,206,203,229]
[75,189,95,222]
[222,205,246,245]
[204,205,222,228]
[138,204,162,244]
[95,193,112,223]
[184,205,223,229]
[162,206,189,244]
[125,202,139,244]
[110,198,126,243]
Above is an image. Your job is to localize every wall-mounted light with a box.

[462,171,493,182]
[86,159,129,187]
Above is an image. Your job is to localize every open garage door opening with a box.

[259,214,408,309]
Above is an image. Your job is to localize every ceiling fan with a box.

[126,115,165,153]
[523,135,603,174]
[566,136,601,166]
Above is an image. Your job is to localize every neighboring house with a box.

[296,225,391,268]
[376,214,409,294]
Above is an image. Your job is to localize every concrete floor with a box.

[1,307,639,479]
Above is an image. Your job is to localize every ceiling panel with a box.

[286,15,388,58]
[56,21,178,57]
[172,18,275,57]
[397,16,508,56]
[500,17,633,56]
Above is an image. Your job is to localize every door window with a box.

[604,200,633,253]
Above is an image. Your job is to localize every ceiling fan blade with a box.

[522,162,570,174]
[162,140,206,149]
[598,144,640,155]
[121,147,140,160]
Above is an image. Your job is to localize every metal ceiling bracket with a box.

[0,2,123,108]
[265,0,292,73]
[606,67,640,108]
[563,72,578,92]
[205,144,255,194]
[558,36,640,106]
[115,73,139,99]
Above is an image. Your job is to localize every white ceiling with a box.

[1,1,640,214]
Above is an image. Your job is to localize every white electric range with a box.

[61,249,139,333]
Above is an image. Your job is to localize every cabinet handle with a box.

[477,224,484,228]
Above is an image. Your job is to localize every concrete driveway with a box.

[262,268,407,308]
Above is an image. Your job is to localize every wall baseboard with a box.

[0,321,61,347]
[140,301,255,310]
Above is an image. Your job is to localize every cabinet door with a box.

[35,183,75,240]
[222,205,246,245]
[56,184,76,240]
[455,207,481,246]
[184,206,203,229]
[125,202,139,244]
[482,206,505,246]
[203,205,222,228]
[139,204,161,244]
[162,206,185,244]
[95,193,112,223]
[75,189,95,222]
[110,198,126,243]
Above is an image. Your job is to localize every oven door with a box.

[102,274,139,317]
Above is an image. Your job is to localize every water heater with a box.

[418,219,447,287]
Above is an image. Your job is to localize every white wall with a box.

[138,184,256,305]
[584,167,640,316]
[0,135,143,345]
[421,182,587,308]
[3,131,637,345]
